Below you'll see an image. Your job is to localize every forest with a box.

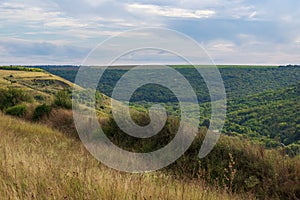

[36,65,300,155]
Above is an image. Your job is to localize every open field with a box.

[0,69,75,89]
[0,69,80,105]
[0,113,249,200]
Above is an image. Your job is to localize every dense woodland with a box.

[38,65,300,102]
[37,65,300,154]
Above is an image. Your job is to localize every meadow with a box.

[0,113,251,200]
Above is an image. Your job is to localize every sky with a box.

[0,0,300,65]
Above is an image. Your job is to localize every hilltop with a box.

[0,67,74,103]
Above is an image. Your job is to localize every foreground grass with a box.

[0,113,250,200]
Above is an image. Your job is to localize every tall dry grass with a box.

[0,113,250,200]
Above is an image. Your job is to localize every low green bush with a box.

[33,104,52,121]
[5,105,27,117]
[0,88,32,110]
[54,89,72,109]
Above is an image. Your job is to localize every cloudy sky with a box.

[0,0,300,65]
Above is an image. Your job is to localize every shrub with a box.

[5,105,27,117]
[201,118,210,128]
[0,88,32,110]
[33,104,52,121]
[54,89,72,109]
[34,94,45,101]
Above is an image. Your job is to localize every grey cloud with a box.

[0,39,90,64]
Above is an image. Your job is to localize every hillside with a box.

[35,65,300,152]
[0,67,75,100]
[0,113,248,200]
[1,67,300,199]
[38,65,300,102]
[2,110,300,199]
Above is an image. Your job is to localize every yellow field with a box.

[0,69,82,105]
[0,69,75,89]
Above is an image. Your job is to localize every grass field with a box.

[0,113,250,200]
[0,69,79,104]
[0,69,75,89]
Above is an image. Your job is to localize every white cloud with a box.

[0,2,60,23]
[0,0,300,64]
[84,0,108,7]
[249,11,257,19]
[44,18,88,28]
[127,3,215,19]
[207,40,236,53]
[0,1,136,43]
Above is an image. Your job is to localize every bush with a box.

[34,94,45,101]
[54,89,72,109]
[0,88,32,110]
[5,105,27,117]
[33,104,52,121]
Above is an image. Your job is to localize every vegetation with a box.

[23,65,300,152]
[0,88,32,110]
[54,89,72,109]
[0,113,248,200]
[99,116,300,199]
[1,66,300,199]
[174,135,300,199]
[224,83,300,150]
[32,104,52,121]
[0,66,44,72]
[39,65,300,102]
[1,108,300,199]
[5,105,27,117]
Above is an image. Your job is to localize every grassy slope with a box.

[0,69,76,104]
[0,113,248,200]
[0,69,75,89]
[0,69,247,199]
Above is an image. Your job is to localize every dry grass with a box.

[0,113,252,200]
[0,70,74,87]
